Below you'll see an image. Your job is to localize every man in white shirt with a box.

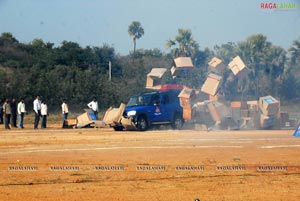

[17,98,26,128]
[41,100,48,128]
[33,96,41,129]
[61,99,69,128]
[87,97,99,120]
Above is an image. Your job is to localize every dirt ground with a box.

[0,124,300,201]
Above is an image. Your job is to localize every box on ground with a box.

[76,110,98,128]
[259,96,280,116]
[260,114,276,129]
[63,119,77,128]
[231,101,247,109]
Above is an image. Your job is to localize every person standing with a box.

[61,99,69,128]
[87,97,99,120]
[41,100,48,128]
[33,96,41,129]
[3,98,12,129]
[10,98,17,128]
[17,98,26,128]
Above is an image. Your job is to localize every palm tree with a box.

[289,38,300,65]
[128,21,144,54]
[165,29,198,57]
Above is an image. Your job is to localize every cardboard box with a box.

[171,57,193,77]
[208,57,226,74]
[259,96,280,116]
[146,68,167,89]
[183,108,192,121]
[178,87,196,109]
[62,118,77,128]
[247,100,259,112]
[194,91,210,103]
[228,56,250,79]
[209,94,218,101]
[174,57,193,68]
[66,119,77,125]
[207,102,221,122]
[201,73,222,96]
[90,120,107,128]
[280,112,289,127]
[120,117,136,130]
[231,101,247,109]
[76,111,97,128]
[231,107,241,124]
[260,114,276,129]
[103,103,126,126]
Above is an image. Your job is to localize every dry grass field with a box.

[1,124,300,201]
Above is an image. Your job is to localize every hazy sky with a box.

[0,0,299,55]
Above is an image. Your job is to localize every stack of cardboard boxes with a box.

[141,55,285,130]
[259,96,280,129]
[230,101,260,129]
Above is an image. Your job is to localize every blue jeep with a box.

[114,89,184,131]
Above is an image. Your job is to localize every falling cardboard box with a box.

[228,56,250,79]
[178,87,196,109]
[171,57,193,77]
[208,57,226,74]
[201,73,222,96]
[146,68,167,89]
[259,96,280,116]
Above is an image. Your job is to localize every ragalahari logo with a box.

[260,2,298,10]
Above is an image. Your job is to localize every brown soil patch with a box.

[0,125,300,200]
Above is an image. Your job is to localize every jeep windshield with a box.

[127,93,155,107]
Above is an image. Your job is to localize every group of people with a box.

[1,96,99,129]
[0,98,26,129]
[32,96,49,129]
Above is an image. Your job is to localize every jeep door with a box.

[149,93,165,123]
[159,92,174,122]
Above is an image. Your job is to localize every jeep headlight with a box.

[127,110,136,117]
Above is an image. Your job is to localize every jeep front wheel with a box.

[136,116,148,131]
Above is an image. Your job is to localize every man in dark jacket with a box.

[0,99,3,124]
[3,98,12,129]
[10,98,17,128]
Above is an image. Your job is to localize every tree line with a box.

[0,27,300,112]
